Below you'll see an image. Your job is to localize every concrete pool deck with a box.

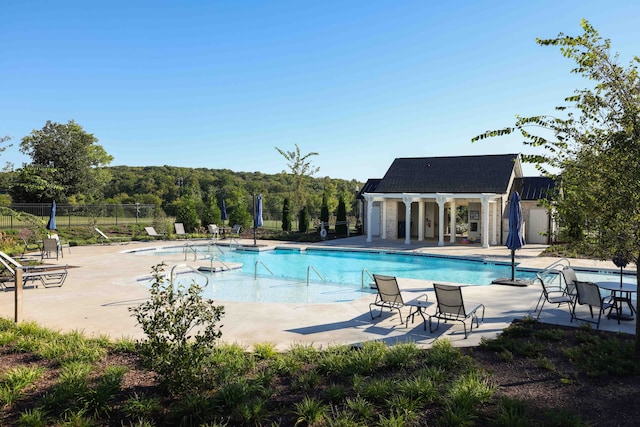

[0,236,636,350]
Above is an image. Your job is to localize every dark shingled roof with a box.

[373,154,519,194]
[357,179,382,199]
[512,177,556,201]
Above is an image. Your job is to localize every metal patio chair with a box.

[429,283,484,338]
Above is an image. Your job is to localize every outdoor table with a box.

[405,296,434,330]
[219,227,232,238]
[597,281,637,322]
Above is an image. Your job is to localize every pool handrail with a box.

[255,260,274,278]
[183,243,198,261]
[536,258,572,286]
[362,268,375,290]
[203,254,232,272]
[307,265,324,286]
[170,263,209,287]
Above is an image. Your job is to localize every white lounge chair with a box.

[174,223,187,239]
[95,227,110,243]
[0,251,68,290]
[144,227,165,239]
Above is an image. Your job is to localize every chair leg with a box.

[534,292,546,319]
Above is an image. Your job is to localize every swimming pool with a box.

[133,245,533,303]
[132,245,636,304]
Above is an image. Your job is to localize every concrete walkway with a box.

[0,236,636,351]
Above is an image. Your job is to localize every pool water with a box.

[134,245,538,303]
[133,245,636,304]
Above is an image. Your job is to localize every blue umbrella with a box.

[255,194,263,227]
[221,199,228,221]
[46,200,57,231]
[505,191,525,280]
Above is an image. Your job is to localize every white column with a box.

[365,195,373,243]
[481,196,490,248]
[436,195,447,247]
[418,200,424,242]
[403,195,412,245]
[381,200,387,239]
[491,201,498,246]
[449,199,457,243]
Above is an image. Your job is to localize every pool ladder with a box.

[536,257,572,286]
[307,265,323,286]
[169,264,209,287]
[361,268,375,290]
[255,260,274,279]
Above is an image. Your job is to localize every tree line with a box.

[0,124,363,232]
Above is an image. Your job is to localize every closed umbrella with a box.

[253,194,263,246]
[46,200,57,231]
[505,191,525,281]
[221,199,228,222]
[255,194,263,228]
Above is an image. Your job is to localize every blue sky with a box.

[2,1,639,181]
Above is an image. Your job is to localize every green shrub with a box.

[129,263,225,395]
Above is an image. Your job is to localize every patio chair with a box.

[560,267,581,319]
[229,224,242,238]
[429,283,484,338]
[0,251,68,290]
[48,233,70,256]
[369,274,431,328]
[174,223,187,239]
[533,273,574,320]
[208,224,219,239]
[144,227,165,239]
[573,281,614,329]
[41,238,62,261]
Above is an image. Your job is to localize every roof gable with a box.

[513,176,556,200]
[374,154,520,194]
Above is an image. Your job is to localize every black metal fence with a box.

[1,203,358,233]
[2,203,158,229]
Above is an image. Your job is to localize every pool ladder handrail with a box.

[207,241,225,255]
[170,263,209,287]
[183,243,199,261]
[255,260,274,278]
[536,257,572,285]
[361,268,375,290]
[307,265,324,286]
[204,254,232,272]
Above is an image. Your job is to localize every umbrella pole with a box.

[511,250,515,281]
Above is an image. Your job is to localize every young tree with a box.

[18,120,113,202]
[335,195,348,236]
[298,206,309,233]
[174,194,201,232]
[201,192,222,227]
[473,20,640,353]
[275,144,319,212]
[320,193,330,231]
[282,198,292,232]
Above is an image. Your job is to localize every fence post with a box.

[14,268,23,323]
